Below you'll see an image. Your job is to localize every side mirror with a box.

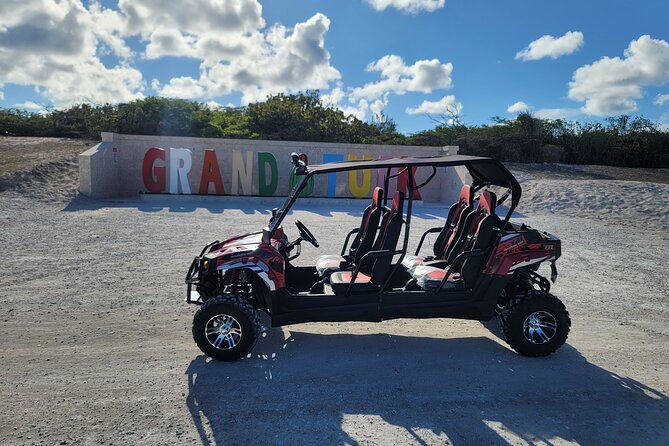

[269,207,279,224]
[262,227,271,245]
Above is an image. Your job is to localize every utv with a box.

[184,155,570,361]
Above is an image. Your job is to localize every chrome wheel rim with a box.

[205,314,243,350]
[523,311,557,344]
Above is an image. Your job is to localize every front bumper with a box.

[184,240,219,304]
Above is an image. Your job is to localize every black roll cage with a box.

[267,155,522,296]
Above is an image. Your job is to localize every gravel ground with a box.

[0,138,668,445]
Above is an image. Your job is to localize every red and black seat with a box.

[330,191,405,294]
[411,191,501,291]
[402,184,474,273]
[315,187,384,278]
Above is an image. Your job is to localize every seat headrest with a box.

[459,184,473,205]
[391,190,405,214]
[478,191,497,215]
[371,187,383,208]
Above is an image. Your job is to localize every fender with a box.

[207,237,287,291]
[484,233,559,276]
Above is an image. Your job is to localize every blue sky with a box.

[1,0,668,133]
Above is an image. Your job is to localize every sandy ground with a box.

[1,137,668,445]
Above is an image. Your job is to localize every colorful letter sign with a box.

[138,146,428,198]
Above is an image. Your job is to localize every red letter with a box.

[142,147,166,193]
[198,149,225,195]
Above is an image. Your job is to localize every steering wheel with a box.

[295,220,319,247]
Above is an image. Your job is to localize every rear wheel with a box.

[500,291,570,357]
[192,294,261,361]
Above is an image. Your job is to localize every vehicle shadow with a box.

[62,195,447,219]
[185,329,668,445]
[62,194,274,215]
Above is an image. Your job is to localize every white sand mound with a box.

[0,155,79,202]
[513,173,669,228]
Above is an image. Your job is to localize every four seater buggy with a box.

[184,155,570,361]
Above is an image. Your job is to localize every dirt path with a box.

[0,138,668,445]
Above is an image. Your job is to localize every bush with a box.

[1,94,667,168]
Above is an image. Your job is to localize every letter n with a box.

[231,150,253,195]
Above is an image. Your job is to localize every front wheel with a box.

[500,291,570,357]
[192,294,261,361]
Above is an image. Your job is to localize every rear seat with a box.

[315,187,384,278]
[330,191,405,294]
[402,184,473,273]
[411,191,501,291]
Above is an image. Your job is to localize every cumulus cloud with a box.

[507,101,532,113]
[0,0,340,108]
[351,55,453,101]
[0,0,144,107]
[0,89,3,101]
[0,0,455,117]
[534,108,582,120]
[653,94,669,106]
[111,1,340,103]
[15,101,46,111]
[322,55,456,120]
[200,13,340,103]
[406,95,462,115]
[516,31,584,61]
[568,35,669,116]
[363,0,445,13]
[158,76,204,99]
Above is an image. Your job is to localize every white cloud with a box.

[205,100,223,110]
[659,111,669,130]
[0,0,339,108]
[568,35,669,116]
[113,1,341,104]
[0,89,3,101]
[516,31,584,61]
[654,93,669,106]
[144,28,196,59]
[200,13,340,104]
[0,0,144,107]
[406,95,462,115]
[15,101,44,109]
[534,108,582,120]
[351,55,453,101]
[370,95,389,119]
[507,101,532,113]
[321,55,455,120]
[158,76,204,99]
[364,0,445,13]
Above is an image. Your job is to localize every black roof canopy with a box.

[305,155,522,207]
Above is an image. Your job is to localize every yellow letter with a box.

[347,154,372,198]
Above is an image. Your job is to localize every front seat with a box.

[314,187,384,278]
[330,191,405,294]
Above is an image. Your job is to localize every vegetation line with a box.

[1,91,667,168]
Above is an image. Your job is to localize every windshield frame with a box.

[268,173,310,233]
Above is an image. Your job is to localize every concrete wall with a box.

[79,132,467,203]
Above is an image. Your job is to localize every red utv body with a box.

[185,155,569,361]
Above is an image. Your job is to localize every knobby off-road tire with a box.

[500,290,571,357]
[192,294,261,361]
